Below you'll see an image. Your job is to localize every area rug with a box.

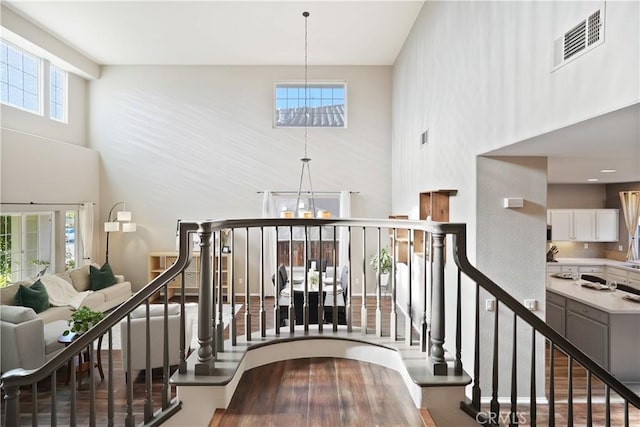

[104,303,242,350]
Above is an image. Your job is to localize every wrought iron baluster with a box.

[548,342,555,427]
[260,227,266,337]
[586,370,592,427]
[245,227,252,340]
[454,267,462,373]
[490,300,500,419]
[472,282,481,411]
[529,329,536,427]
[509,313,517,427]
[361,227,367,335]
[390,227,398,340]
[568,355,574,427]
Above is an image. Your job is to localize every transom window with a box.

[50,64,67,122]
[274,82,346,128]
[0,40,40,114]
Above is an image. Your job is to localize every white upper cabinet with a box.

[595,209,619,241]
[549,209,619,242]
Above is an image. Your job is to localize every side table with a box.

[58,332,104,386]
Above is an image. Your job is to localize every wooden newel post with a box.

[429,232,448,375]
[195,225,215,375]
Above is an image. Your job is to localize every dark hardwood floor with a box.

[218,358,425,427]
[5,295,639,426]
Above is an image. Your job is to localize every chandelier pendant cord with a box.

[295,11,316,216]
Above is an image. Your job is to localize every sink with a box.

[624,264,640,270]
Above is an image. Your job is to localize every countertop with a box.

[547,277,640,314]
[548,257,640,273]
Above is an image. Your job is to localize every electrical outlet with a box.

[238,278,243,285]
[524,299,537,311]
[485,299,495,311]
[584,243,589,249]
[619,245,624,251]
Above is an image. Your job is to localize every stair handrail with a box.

[0,221,199,411]
[451,224,640,409]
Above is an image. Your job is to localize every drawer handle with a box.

[583,309,588,313]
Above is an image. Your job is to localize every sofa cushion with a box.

[69,265,91,292]
[38,306,74,324]
[79,292,106,311]
[0,305,38,324]
[43,320,68,355]
[90,263,117,291]
[15,281,50,314]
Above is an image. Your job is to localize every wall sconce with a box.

[104,202,136,263]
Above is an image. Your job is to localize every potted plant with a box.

[370,247,393,289]
[63,306,105,337]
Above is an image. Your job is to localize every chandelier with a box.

[294,11,316,218]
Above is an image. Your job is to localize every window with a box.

[65,210,77,270]
[274,83,346,128]
[0,213,53,285]
[0,40,40,114]
[50,64,66,122]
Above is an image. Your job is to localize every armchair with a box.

[119,303,193,375]
[0,306,67,373]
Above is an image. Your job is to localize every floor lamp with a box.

[104,202,136,263]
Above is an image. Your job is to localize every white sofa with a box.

[0,265,132,373]
[120,304,193,374]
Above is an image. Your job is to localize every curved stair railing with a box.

[2,218,639,426]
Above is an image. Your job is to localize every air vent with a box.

[420,130,429,147]
[553,5,605,71]
[563,21,586,60]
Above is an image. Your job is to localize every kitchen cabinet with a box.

[546,284,640,381]
[546,291,566,335]
[566,304,609,368]
[548,209,618,242]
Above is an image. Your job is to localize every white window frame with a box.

[49,64,67,122]
[273,81,347,128]
[0,40,42,115]
[0,212,54,284]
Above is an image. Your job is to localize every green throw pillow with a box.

[15,280,50,314]
[89,262,117,291]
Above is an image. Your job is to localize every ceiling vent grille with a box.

[553,5,605,71]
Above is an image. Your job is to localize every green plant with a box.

[370,247,393,275]
[63,306,104,336]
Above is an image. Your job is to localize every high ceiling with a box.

[4,1,424,65]
[4,1,639,184]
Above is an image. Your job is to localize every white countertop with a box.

[548,257,640,273]
[547,277,640,314]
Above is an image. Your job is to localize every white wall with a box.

[88,65,392,290]
[392,1,639,400]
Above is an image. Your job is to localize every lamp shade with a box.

[122,222,137,233]
[117,210,132,221]
[104,222,120,232]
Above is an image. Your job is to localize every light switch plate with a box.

[524,299,537,311]
[485,299,495,311]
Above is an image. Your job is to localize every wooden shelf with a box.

[414,190,453,255]
[148,251,231,301]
